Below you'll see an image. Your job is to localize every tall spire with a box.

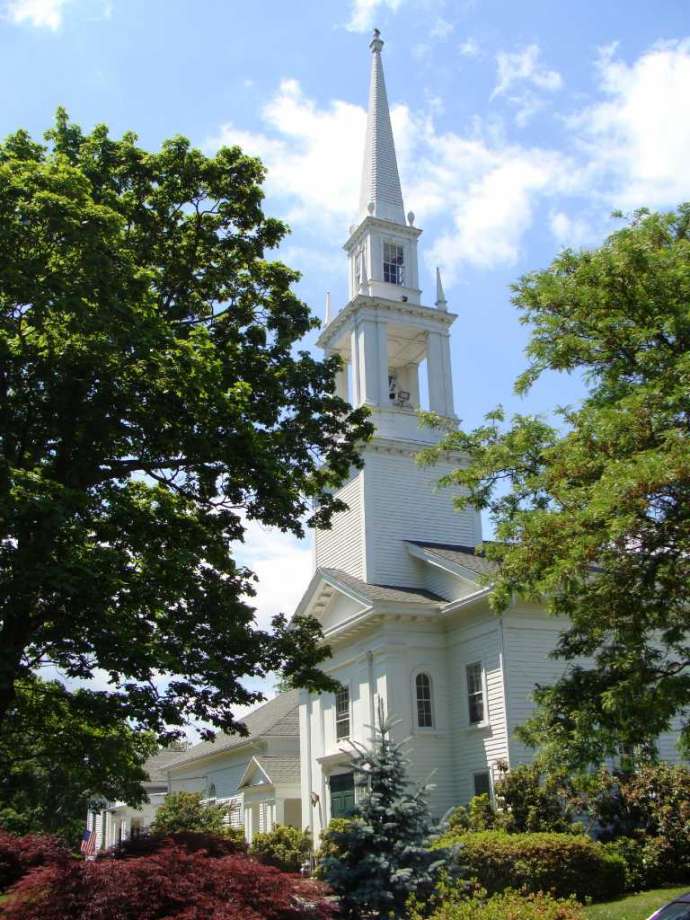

[358,29,406,225]
[435,267,447,310]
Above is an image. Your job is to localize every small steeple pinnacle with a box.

[324,291,333,325]
[359,29,406,225]
[435,267,448,310]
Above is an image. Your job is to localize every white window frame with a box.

[335,685,351,742]
[465,661,489,728]
[383,240,405,286]
[413,671,434,730]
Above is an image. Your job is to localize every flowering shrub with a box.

[435,831,626,902]
[0,830,70,892]
[1,844,335,919]
[249,825,312,873]
[410,889,585,920]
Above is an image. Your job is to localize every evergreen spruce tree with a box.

[319,700,451,919]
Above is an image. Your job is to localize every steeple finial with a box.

[324,291,333,325]
[359,28,405,224]
[435,267,448,310]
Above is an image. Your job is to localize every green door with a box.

[330,772,355,818]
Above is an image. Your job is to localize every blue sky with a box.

[4,0,689,713]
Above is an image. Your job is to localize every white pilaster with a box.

[426,331,446,415]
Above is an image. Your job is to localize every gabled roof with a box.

[239,753,301,788]
[166,690,299,771]
[320,567,444,606]
[407,541,498,579]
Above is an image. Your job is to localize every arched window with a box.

[415,673,433,728]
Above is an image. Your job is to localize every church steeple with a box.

[317,30,457,443]
[359,29,406,225]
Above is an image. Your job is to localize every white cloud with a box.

[430,16,454,40]
[234,518,313,630]
[493,44,563,97]
[4,0,68,28]
[208,79,365,237]
[491,44,562,125]
[347,0,404,33]
[459,37,480,58]
[572,38,690,208]
[549,210,595,248]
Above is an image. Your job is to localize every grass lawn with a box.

[584,886,690,920]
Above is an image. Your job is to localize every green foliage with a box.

[314,817,351,868]
[318,701,453,919]
[589,764,690,886]
[494,763,576,834]
[420,205,690,769]
[149,792,230,837]
[0,675,156,843]
[435,831,626,903]
[249,824,311,873]
[0,111,373,739]
[601,838,649,892]
[410,887,585,920]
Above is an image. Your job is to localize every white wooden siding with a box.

[315,472,364,578]
[447,616,509,804]
[362,448,481,587]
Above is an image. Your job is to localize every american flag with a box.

[80,828,96,857]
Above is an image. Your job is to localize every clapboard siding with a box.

[315,471,364,579]
[447,618,509,804]
[362,448,481,587]
[422,564,463,602]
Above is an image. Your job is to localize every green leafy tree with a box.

[0,111,372,737]
[421,205,690,770]
[318,701,451,919]
[0,675,156,842]
[149,791,230,837]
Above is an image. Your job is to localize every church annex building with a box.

[87,31,684,851]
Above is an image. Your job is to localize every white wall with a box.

[446,607,510,804]
[362,446,481,587]
[314,471,364,578]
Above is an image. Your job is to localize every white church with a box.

[88,31,682,850]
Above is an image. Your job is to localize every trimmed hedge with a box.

[411,890,586,920]
[436,831,626,903]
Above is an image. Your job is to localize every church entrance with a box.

[329,772,355,818]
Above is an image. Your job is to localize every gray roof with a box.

[167,690,300,770]
[143,749,185,784]
[245,753,301,787]
[321,568,444,605]
[408,541,498,578]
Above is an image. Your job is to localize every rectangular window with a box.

[473,770,492,798]
[335,687,350,741]
[383,242,405,285]
[466,662,485,725]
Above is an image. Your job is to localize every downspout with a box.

[367,650,376,737]
[305,694,314,838]
[497,614,511,770]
